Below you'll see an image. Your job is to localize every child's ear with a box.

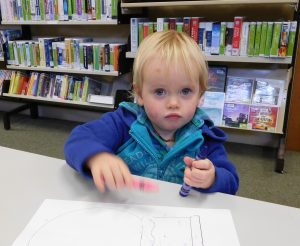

[133,84,144,106]
[198,93,205,107]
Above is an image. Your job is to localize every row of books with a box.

[6,37,125,72]
[7,70,114,103]
[0,0,118,22]
[201,92,279,132]
[207,66,285,107]
[0,29,22,58]
[130,17,297,58]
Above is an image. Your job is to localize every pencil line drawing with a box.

[25,207,204,246]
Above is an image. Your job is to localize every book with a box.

[249,105,278,132]
[225,22,234,56]
[87,94,114,105]
[231,16,243,56]
[252,78,285,106]
[200,91,225,126]
[287,21,297,57]
[225,76,254,104]
[223,103,250,128]
[207,66,227,92]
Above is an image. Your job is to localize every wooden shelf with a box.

[121,0,298,8]
[6,65,119,76]
[126,52,292,64]
[2,93,115,109]
[219,125,283,135]
[1,20,118,25]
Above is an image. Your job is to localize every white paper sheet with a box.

[12,199,240,246]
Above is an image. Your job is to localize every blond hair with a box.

[133,30,208,96]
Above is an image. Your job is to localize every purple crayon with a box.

[179,147,207,197]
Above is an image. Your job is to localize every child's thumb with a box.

[183,156,194,167]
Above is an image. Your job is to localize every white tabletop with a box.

[1,146,300,246]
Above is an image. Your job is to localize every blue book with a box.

[211,22,221,55]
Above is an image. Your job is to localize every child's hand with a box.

[183,156,215,189]
[87,152,133,192]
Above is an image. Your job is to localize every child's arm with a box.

[64,107,135,178]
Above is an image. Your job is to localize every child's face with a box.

[136,57,202,136]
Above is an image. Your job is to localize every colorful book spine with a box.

[259,22,268,57]
[231,16,243,56]
[247,22,256,57]
[287,21,297,57]
[254,22,262,56]
[264,22,274,57]
[225,22,234,56]
[211,22,221,55]
[239,22,249,56]
[270,22,282,57]
[219,22,226,55]
[278,22,291,57]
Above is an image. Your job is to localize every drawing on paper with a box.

[26,207,204,246]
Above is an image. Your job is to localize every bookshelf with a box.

[6,65,120,76]
[1,20,119,25]
[121,0,300,172]
[121,0,298,8]
[0,0,130,129]
[126,52,293,64]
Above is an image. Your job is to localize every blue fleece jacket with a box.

[64,102,239,195]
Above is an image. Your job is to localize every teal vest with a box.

[117,102,205,184]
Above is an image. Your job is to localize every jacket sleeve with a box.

[194,128,239,195]
[64,107,134,178]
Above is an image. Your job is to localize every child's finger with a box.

[102,167,117,190]
[183,156,194,167]
[119,164,134,188]
[192,159,211,170]
[93,172,106,193]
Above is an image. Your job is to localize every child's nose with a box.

[167,96,179,108]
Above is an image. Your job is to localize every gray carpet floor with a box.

[1,113,299,208]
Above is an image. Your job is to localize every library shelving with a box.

[121,0,300,172]
[0,1,131,130]
[121,0,298,8]
[6,65,119,77]
[126,52,293,64]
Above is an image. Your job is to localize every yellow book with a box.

[27,73,36,96]
[12,72,21,94]
[8,71,16,94]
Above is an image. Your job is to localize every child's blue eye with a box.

[154,88,166,96]
[181,88,192,95]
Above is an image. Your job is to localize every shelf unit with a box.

[126,52,293,64]
[121,0,300,172]
[0,2,131,130]
[121,0,298,7]
[1,20,118,25]
[6,65,119,76]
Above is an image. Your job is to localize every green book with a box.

[68,0,72,18]
[148,22,154,35]
[72,0,77,17]
[287,21,297,57]
[176,22,183,32]
[22,0,27,20]
[96,0,101,20]
[163,22,169,31]
[93,45,100,70]
[29,43,34,66]
[254,22,262,56]
[39,0,45,20]
[259,22,268,56]
[82,77,89,102]
[264,22,274,57]
[138,23,144,45]
[247,22,256,56]
[270,22,282,57]
[219,22,226,55]
[112,0,118,19]
[8,42,15,63]
[26,0,32,20]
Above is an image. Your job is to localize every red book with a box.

[143,23,149,38]
[232,16,243,56]
[169,18,176,30]
[191,17,200,42]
